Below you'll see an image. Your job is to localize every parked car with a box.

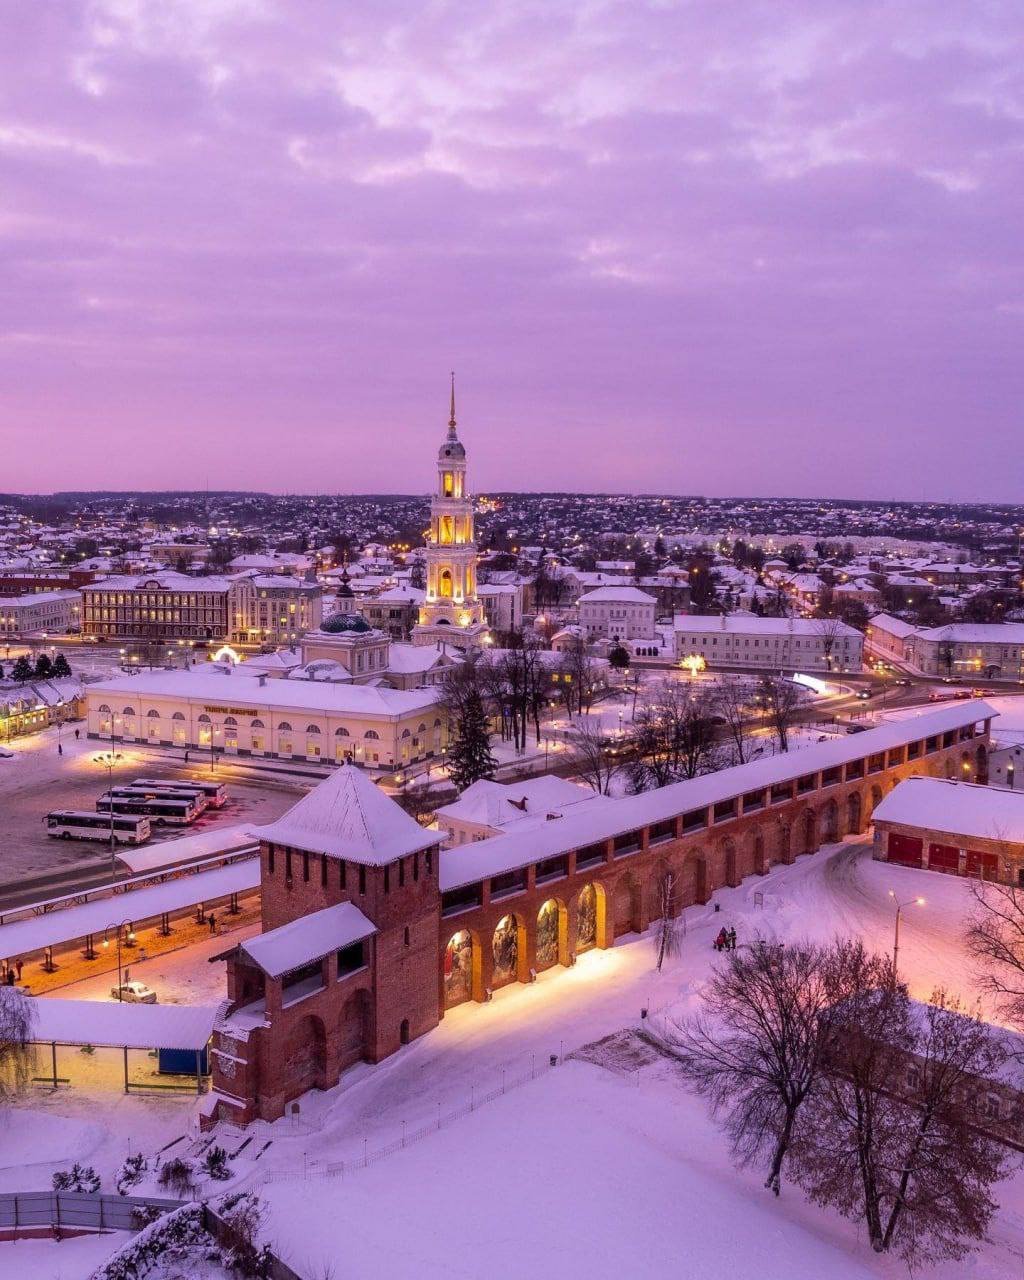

[111,981,157,1004]
[846,723,870,734]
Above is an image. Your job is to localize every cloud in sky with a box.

[1,0,1022,498]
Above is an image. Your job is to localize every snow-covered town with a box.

[3,5,1024,1280]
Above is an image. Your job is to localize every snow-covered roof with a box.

[117,823,257,875]
[915,623,1024,644]
[673,614,861,638]
[254,764,439,865]
[0,589,80,606]
[386,643,455,674]
[29,999,219,1052]
[439,701,997,891]
[873,777,1024,845]
[0,860,259,960]
[867,614,918,639]
[86,670,439,719]
[240,901,376,978]
[436,776,609,832]
[87,572,233,593]
[578,586,657,604]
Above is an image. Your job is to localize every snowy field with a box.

[1,1230,132,1280]
[3,838,1024,1278]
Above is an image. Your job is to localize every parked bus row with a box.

[45,778,227,845]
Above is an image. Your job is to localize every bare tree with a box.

[565,718,621,795]
[813,616,846,673]
[654,871,682,972]
[557,635,604,718]
[794,982,1013,1266]
[630,681,718,786]
[0,988,36,1100]
[966,859,1024,1033]
[713,678,757,765]
[660,937,863,1196]
[758,673,803,752]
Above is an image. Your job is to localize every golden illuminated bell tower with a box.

[412,375,489,649]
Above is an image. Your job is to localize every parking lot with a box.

[0,724,297,884]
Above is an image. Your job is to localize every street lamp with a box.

[888,891,924,977]
[103,921,136,1000]
[93,750,123,877]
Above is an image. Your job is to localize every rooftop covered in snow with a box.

[30,998,219,1052]
[873,776,1024,845]
[253,764,439,864]
[240,901,376,978]
[439,700,997,891]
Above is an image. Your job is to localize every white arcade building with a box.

[411,377,489,650]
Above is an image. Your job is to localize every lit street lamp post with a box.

[103,920,136,1000]
[888,890,925,977]
[93,750,124,878]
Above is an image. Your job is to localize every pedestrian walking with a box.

[184,750,190,763]
[58,742,63,756]
[727,927,737,951]
[74,727,80,741]
[208,912,217,934]
[15,959,23,981]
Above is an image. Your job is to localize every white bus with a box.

[47,810,152,844]
[111,784,210,815]
[131,778,228,808]
[97,791,201,827]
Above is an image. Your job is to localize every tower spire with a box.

[448,370,457,433]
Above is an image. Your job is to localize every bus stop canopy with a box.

[30,998,219,1051]
[0,859,258,961]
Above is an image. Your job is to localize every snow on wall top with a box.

[873,776,1024,845]
[241,901,376,978]
[253,764,439,865]
[439,700,998,892]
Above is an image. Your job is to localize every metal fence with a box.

[0,1190,181,1233]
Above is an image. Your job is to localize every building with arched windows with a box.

[205,700,995,1127]
[412,377,489,650]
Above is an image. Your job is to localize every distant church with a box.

[411,376,489,650]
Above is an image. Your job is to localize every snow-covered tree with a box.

[52,653,72,678]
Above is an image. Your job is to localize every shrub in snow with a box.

[115,1152,148,1195]
[218,1190,273,1277]
[158,1156,195,1196]
[202,1144,232,1181]
[89,1202,218,1280]
[53,1162,101,1193]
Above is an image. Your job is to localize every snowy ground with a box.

[4,838,1023,1278]
[1,1230,131,1280]
[0,724,296,879]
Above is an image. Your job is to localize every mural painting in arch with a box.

[492,914,520,986]
[536,899,561,970]
[444,930,474,1008]
[822,799,839,843]
[577,883,598,953]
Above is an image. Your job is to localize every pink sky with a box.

[1,1,1022,499]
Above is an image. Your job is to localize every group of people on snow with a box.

[713,927,737,952]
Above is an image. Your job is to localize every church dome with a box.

[320,612,371,634]
[439,435,465,461]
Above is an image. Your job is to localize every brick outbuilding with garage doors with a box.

[872,776,1024,884]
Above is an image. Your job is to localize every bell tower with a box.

[412,375,489,649]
